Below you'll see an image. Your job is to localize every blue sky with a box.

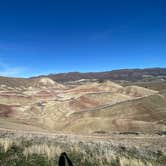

[0,0,166,77]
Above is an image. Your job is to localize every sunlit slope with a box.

[0,77,163,134]
[63,93,166,134]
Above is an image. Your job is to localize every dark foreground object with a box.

[58,152,74,166]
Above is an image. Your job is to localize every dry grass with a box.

[0,138,13,152]
[119,157,152,166]
[23,144,62,160]
[0,131,165,165]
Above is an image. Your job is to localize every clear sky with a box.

[0,0,165,77]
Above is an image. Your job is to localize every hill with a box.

[0,68,165,136]
[63,93,166,134]
[0,75,162,134]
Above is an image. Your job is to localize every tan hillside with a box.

[33,77,66,89]
[69,92,133,112]
[119,85,158,97]
[63,93,166,134]
[0,76,164,135]
[66,81,123,95]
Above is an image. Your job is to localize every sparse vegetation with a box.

[0,131,165,166]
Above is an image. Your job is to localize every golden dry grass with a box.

[0,138,13,152]
[119,157,148,166]
[0,131,165,166]
[23,144,62,160]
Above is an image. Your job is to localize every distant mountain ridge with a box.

[44,68,166,82]
[0,68,166,87]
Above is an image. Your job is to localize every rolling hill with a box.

[0,73,165,135]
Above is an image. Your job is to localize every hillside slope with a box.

[63,93,166,134]
[0,75,164,135]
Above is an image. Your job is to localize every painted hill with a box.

[64,93,166,134]
[33,77,66,89]
[0,75,162,134]
[0,68,165,135]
